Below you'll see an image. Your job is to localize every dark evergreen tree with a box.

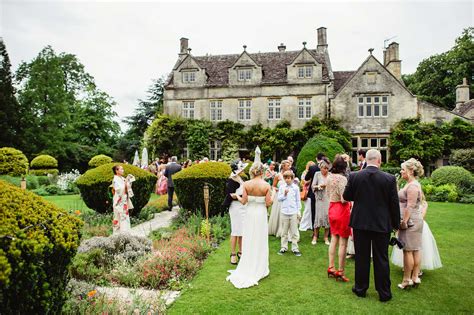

[0,38,20,147]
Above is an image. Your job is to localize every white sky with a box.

[1,0,472,131]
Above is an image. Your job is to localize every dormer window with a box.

[298,65,312,78]
[238,69,252,81]
[182,71,196,83]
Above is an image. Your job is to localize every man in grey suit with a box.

[164,156,182,210]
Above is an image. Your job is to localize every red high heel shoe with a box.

[335,270,350,282]
[327,267,336,278]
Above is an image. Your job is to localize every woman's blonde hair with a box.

[250,162,265,178]
[401,158,424,178]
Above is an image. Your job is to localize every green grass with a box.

[169,202,474,314]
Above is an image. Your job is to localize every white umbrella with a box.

[132,150,140,166]
[141,148,149,169]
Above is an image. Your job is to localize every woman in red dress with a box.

[326,155,351,282]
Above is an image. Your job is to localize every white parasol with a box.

[132,150,140,166]
[141,148,149,169]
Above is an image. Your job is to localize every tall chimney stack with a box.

[455,78,470,108]
[179,37,189,59]
[317,27,328,52]
[384,42,402,80]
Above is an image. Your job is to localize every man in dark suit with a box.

[304,152,325,229]
[357,149,367,170]
[343,149,400,302]
[164,156,182,210]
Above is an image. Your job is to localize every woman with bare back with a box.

[227,147,273,289]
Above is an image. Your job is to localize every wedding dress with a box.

[227,195,269,288]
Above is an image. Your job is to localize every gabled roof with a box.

[333,54,415,97]
[165,49,330,88]
[452,99,474,116]
[333,71,356,92]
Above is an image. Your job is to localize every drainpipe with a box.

[326,82,333,119]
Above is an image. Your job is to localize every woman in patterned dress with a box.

[112,165,131,234]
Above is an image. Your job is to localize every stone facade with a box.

[163,28,470,161]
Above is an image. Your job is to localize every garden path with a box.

[130,205,179,237]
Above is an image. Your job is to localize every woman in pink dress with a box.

[326,156,351,282]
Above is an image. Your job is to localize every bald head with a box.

[366,149,381,167]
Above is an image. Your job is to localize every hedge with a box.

[88,154,113,168]
[296,135,345,176]
[174,162,231,217]
[75,163,157,216]
[30,154,58,169]
[431,166,474,194]
[0,147,29,176]
[0,180,83,313]
[29,169,59,176]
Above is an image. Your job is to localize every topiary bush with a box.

[428,184,459,202]
[29,169,59,176]
[30,154,58,169]
[88,154,113,169]
[75,163,157,216]
[296,135,345,176]
[0,147,28,176]
[0,180,82,313]
[174,162,231,217]
[431,166,474,194]
[449,148,474,173]
[30,154,59,176]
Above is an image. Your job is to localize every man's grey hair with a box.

[171,156,178,162]
[366,149,381,162]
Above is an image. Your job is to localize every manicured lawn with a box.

[169,202,474,314]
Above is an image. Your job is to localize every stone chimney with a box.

[383,42,402,80]
[278,43,286,52]
[455,78,470,108]
[317,27,328,52]
[179,37,189,59]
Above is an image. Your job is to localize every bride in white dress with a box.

[227,147,273,289]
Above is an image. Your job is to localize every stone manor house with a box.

[163,27,470,163]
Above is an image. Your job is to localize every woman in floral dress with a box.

[112,165,131,234]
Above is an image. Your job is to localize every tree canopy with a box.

[403,27,474,110]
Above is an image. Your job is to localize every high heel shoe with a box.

[335,270,350,282]
[397,279,413,289]
[327,267,336,278]
[412,278,421,288]
[237,252,242,259]
[230,253,238,265]
[311,238,317,245]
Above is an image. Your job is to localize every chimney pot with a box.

[456,78,470,105]
[180,37,189,55]
[278,43,286,52]
[317,27,328,50]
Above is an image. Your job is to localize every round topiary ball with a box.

[88,154,113,168]
[30,154,58,169]
[0,179,82,313]
[431,166,474,194]
[75,163,157,216]
[174,162,231,217]
[296,135,345,176]
[0,147,29,176]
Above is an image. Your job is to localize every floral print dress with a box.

[112,175,131,234]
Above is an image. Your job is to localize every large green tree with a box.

[116,77,165,162]
[15,46,119,171]
[0,38,20,147]
[403,28,474,110]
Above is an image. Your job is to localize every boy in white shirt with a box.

[278,170,302,256]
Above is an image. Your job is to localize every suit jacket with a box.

[164,162,182,188]
[304,164,320,197]
[343,166,400,233]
